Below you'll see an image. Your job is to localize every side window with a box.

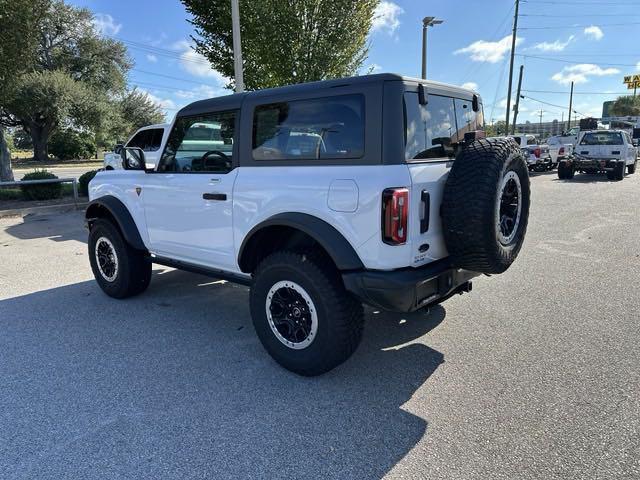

[146,128,164,151]
[453,98,482,142]
[512,136,522,146]
[157,110,236,173]
[252,94,364,161]
[404,93,456,160]
[126,130,150,149]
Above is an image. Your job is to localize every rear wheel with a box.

[250,250,363,376]
[558,162,575,180]
[88,219,151,298]
[607,162,625,181]
[628,160,637,175]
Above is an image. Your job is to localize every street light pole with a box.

[421,16,443,79]
[505,0,520,133]
[231,0,244,93]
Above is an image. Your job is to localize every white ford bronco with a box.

[86,74,530,375]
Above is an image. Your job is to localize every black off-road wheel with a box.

[250,250,364,376]
[558,162,575,180]
[607,162,625,181]
[441,138,530,274]
[628,160,637,175]
[88,219,151,298]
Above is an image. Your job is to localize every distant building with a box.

[513,119,580,138]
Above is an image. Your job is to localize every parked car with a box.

[86,73,530,376]
[103,123,170,170]
[558,129,638,181]
[504,134,553,171]
[547,136,574,164]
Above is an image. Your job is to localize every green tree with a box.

[484,120,507,137]
[0,0,47,180]
[182,0,379,90]
[609,95,640,117]
[1,0,131,162]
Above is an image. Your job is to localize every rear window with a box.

[252,94,364,161]
[579,132,623,146]
[527,137,537,145]
[404,93,483,160]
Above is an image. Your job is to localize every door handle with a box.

[202,193,227,201]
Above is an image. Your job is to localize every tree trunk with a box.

[0,127,14,182]
[30,125,49,162]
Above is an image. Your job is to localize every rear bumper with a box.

[342,258,479,313]
[567,157,623,170]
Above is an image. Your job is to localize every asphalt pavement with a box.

[1,170,639,479]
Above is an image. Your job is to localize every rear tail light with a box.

[559,147,565,155]
[382,188,408,245]
[533,148,541,158]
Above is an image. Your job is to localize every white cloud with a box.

[372,1,403,35]
[146,54,158,63]
[172,40,229,84]
[454,35,523,63]
[461,82,478,91]
[175,84,229,100]
[366,63,383,73]
[636,61,640,71]
[584,26,604,40]
[92,13,122,36]
[139,89,176,110]
[551,63,619,85]
[533,36,574,52]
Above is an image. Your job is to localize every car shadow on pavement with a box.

[554,173,620,183]
[3,211,87,244]
[0,269,445,480]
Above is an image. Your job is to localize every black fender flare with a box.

[85,195,146,251]
[238,213,364,273]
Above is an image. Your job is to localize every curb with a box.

[0,202,88,219]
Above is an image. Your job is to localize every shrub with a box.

[78,169,99,197]
[48,129,96,160]
[20,170,62,201]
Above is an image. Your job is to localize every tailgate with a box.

[405,162,451,267]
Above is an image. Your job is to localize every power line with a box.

[523,89,630,95]
[519,22,640,29]
[523,0,640,5]
[515,54,639,67]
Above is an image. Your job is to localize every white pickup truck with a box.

[505,134,553,171]
[103,123,170,170]
[558,129,638,181]
[547,136,573,164]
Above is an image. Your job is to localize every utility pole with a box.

[505,0,520,133]
[421,16,443,79]
[511,65,524,134]
[231,0,244,93]
[567,81,574,132]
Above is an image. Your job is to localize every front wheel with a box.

[250,251,364,376]
[88,219,151,298]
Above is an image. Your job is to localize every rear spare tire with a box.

[441,138,530,274]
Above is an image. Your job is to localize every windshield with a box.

[579,132,623,146]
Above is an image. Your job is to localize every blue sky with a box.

[75,0,640,125]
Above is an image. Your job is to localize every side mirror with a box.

[121,147,146,170]
[472,94,479,112]
[113,144,124,155]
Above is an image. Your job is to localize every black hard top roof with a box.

[176,73,476,117]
